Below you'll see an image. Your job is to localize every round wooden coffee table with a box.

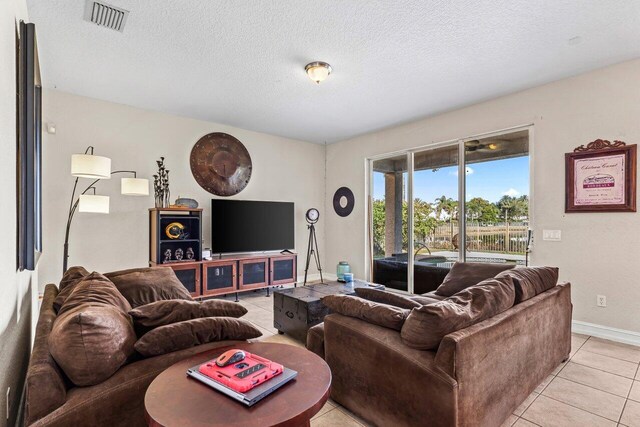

[144,342,331,427]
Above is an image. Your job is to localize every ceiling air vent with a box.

[84,0,129,32]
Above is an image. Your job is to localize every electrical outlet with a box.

[597,295,607,307]
[542,230,561,241]
[6,387,10,420]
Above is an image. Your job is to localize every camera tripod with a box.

[303,222,324,286]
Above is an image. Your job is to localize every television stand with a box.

[150,252,297,300]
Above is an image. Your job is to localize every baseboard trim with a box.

[572,320,640,346]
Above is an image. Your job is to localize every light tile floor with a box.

[229,289,640,427]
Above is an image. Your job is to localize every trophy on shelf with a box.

[186,247,195,260]
[163,249,172,264]
[175,248,184,261]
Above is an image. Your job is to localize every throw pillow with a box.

[434,262,514,297]
[52,266,90,312]
[49,303,136,386]
[496,266,559,304]
[401,276,515,350]
[354,288,421,309]
[58,272,131,315]
[129,299,248,330]
[134,317,262,357]
[321,295,409,331]
[105,267,193,308]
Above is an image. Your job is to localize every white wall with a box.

[39,90,326,288]
[0,0,39,425]
[325,58,640,334]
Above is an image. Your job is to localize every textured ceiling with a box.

[27,0,640,143]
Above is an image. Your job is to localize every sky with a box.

[373,156,529,203]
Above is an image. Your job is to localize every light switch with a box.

[542,230,561,241]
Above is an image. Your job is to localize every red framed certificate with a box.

[565,140,636,212]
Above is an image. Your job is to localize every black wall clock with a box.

[333,187,355,217]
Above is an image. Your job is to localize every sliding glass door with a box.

[412,144,460,294]
[463,131,530,264]
[371,154,409,291]
[369,128,530,294]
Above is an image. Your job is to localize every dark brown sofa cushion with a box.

[434,262,514,297]
[321,295,409,331]
[24,284,68,426]
[49,303,137,386]
[32,340,245,426]
[496,266,559,303]
[410,295,442,305]
[53,266,90,312]
[59,272,131,315]
[134,317,262,357]
[129,299,248,329]
[105,267,193,308]
[307,323,326,360]
[354,287,421,309]
[401,276,515,350]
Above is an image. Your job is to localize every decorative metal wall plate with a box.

[190,133,252,196]
[333,186,355,217]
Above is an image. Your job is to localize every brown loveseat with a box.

[307,268,572,427]
[24,283,246,426]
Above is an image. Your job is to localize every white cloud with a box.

[503,188,520,197]
[451,166,474,176]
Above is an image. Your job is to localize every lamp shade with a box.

[71,154,111,179]
[121,178,149,196]
[78,195,109,213]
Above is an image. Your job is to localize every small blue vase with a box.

[337,261,351,282]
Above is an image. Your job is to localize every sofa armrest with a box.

[434,283,572,427]
[323,314,458,427]
[29,340,244,427]
[306,323,325,359]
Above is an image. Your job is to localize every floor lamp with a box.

[63,146,149,273]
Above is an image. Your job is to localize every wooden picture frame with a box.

[565,140,636,213]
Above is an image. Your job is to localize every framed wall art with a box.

[565,139,636,213]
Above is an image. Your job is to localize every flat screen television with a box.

[211,200,295,253]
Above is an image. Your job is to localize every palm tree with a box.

[434,195,449,221]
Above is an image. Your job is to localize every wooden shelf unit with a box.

[149,207,203,266]
[149,208,297,298]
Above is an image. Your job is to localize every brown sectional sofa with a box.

[24,283,245,426]
[307,274,572,427]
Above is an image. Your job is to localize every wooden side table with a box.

[145,342,331,427]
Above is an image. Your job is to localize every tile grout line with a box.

[540,392,624,423]
[618,364,640,424]
[518,415,543,427]
[550,375,629,403]
[556,366,635,398]
[580,348,640,365]
[618,399,628,425]
[311,405,338,422]
[566,358,638,380]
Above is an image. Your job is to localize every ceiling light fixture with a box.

[305,61,332,84]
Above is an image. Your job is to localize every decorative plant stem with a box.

[154,157,170,208]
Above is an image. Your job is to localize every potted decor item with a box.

[336,261,351,282]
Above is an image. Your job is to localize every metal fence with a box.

[427,221,529,254]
